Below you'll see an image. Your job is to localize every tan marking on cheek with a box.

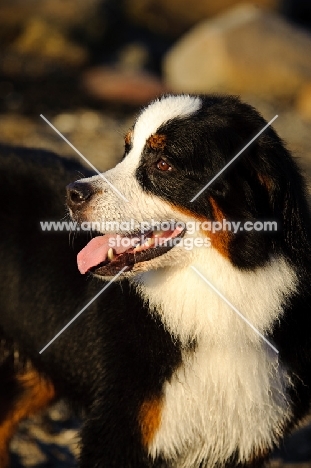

[138,397,162,448]
[208,197,232,259]
[166,201,232,260]
[147,134,166,151]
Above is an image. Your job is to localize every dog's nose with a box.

[66,182,94,210]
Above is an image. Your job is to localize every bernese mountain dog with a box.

[0,94,311,468]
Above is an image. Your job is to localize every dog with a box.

[1,94,311,468]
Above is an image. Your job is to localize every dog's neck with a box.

[132,247,297,347]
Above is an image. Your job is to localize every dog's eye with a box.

[156,159,172,172]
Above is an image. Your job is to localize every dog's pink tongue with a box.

[77,235,129,274]
[77,236,111,274]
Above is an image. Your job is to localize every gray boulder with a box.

[164,5,311,100]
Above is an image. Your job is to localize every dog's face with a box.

[67,94,297,279]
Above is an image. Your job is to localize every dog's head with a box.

[67,94,311,279]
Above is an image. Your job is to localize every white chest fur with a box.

[134,248,297,467]
[149,342,292,467]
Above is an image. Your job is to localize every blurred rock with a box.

[164,5,311,100]
[9,18,87,67]
[272,421,311,463]
[118,43,150,73]
[0,0,106,78]
[0,0,102,32]
[296,83,311,121]
[11,401,79,467]
[82,66,166,105]
[125,0,278,37]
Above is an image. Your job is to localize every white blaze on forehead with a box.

[124,95,201,170]
[80,95,202,215]
[134,95,201,147]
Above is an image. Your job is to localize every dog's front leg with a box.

[79,399,155,468]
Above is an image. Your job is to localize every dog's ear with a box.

[251,134,311,263]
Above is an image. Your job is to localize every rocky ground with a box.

[10,403,79,468]
[9,404,311,467]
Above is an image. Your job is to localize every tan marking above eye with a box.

[124,129,133,147]
[156,159,172,171]
[147,134,166,150]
